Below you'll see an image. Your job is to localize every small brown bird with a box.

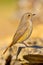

[3,12,35,54]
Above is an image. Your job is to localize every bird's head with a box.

[22,12,36,21]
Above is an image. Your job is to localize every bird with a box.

[3,12,35,54]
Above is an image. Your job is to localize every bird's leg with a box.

[20,41,28,47]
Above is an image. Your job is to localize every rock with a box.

[23,54,43,63]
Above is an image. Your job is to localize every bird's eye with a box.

[28,14,30,17]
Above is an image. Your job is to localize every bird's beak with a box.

[32,14,36,16]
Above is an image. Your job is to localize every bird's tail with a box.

[3,42,13,54]
[3,47,9,54]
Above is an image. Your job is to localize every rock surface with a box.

[0,38,43,65]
